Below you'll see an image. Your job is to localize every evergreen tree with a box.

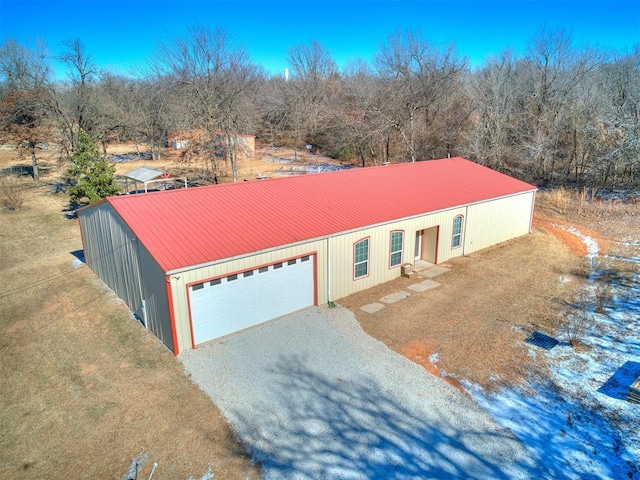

[67,129,120,204]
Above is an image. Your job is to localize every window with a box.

[243,270,254,278]
[288,259,296,266]
[210,278,221,286]
[301,255,310,262]
[273,262,283,269]
[452,215,463,248]
[259,266,269,273]
[389,231,404,267]
[227,274,238,281]
[192,282,204,291]
[354,238,369,279]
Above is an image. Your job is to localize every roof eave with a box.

[75,197,111,216]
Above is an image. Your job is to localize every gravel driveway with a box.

[179,306,540,479]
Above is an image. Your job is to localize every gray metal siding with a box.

[80,203,143,315]
[137,242,174,352]
[79,203,173,351]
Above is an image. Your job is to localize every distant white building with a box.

[166,129,255,158]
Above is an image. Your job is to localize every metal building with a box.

[78,157,537,353]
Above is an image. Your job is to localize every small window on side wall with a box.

[354,238,369,279]
[452,215,463,249]
[390,231,404,268]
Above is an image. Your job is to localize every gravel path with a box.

[179,306,541,479]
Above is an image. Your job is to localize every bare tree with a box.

[155,25,260,182]
[58,39,99,152]
[255,75,291,146]
[593,50,640,186]
[516,29,601,184]
[286,40,338,158]
[464,51,520,172]
[337,59,395,166]
[374,30,468,162]
[89,72,135,152]
[0,39,55,180]
[134,77,172,160]
[2,29,637,192]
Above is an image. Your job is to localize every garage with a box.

[78,157,537,353]
[188,255,315,345]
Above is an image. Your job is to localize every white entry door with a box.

[189,255,315,345]
[415,230,423,260]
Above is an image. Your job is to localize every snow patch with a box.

[428,352,439,364]
[605,254,640,264]
[559,274,571,284]
[186,466,215,480]
[122,451,148,480]
[558,224,600,258]
[620,241,640,247]
[71,257,84,269]
[468,225,640,479]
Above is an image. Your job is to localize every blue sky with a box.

[1,0,638,77]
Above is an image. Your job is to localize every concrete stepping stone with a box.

[418,266,451,278]
[360,302,385,313]
[380,291,411,304]
[408,283,429,292]
[420,279,441,290]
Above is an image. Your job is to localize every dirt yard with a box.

[1,144,637,477]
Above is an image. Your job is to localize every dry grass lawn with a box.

[0,148,259,479]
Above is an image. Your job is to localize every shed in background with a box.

[123,167,188,194]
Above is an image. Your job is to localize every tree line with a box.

[1,26,638,189]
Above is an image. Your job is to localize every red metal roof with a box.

[102,158,536,272]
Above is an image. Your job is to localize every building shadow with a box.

[225,355,540,479]
[70,249,85,264]
[597,361,640,400]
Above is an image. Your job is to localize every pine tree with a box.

[67,129,120,204]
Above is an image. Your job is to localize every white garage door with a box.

[189,255,315,345]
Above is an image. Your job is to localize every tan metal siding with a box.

[169,241,327,353]
[327,207,468,300]
[463,192,535,254]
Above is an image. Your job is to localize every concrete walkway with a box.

[360,264,450,314]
